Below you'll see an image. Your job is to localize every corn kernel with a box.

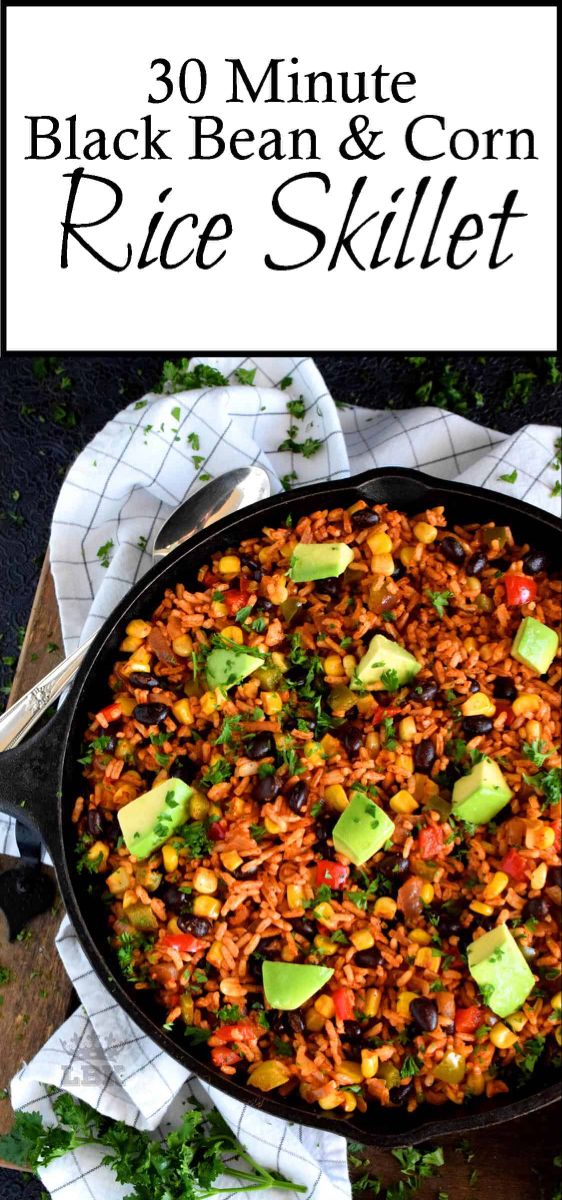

[221,850,243,873]
[551,992,562,1011]
[207,940,223,967]
[367,530,392,556]
[410,928,431,946]
[360,1049,379,1079]
[339,1060,363,1084]
[120,635,143,652]
[483,871,509,900]
[324,654,344,676]
[280,539,296,559]
[318,734,339,761]
[415,947,442,971]
[390,789,418,814]
[351,929,375,952]
[126,619,152,639]
[314,935,338,956]
[222,624,244,644]
[171,634,193,657]
[490,1023,518,1049]
[525,822,555,851]
[200,691,218,716]
[400,545,419,567]
[189,791,210,820]
[506,1010,527,1033]
[211,602,228,619]
[125,657,151,675]
[365,730,380,753]
[396,991,418,1017]
[167,916,181,934]
[343,654,357,676]
[371,553,395,576]
[525,719,542,743]
[314,994,336,1019]
[463,637,477,654]
[193,895,221,920]
[420,882,434,905]
[162,844,179,873]
[462,692,496,718]
[193,868,218,895]
[324,784,348,813]
[262,691,282,715]
[528,864,547,892]
[303,741,324,767]
[395,753,414,775]
[313,901,338,928]
[466,1071,486,1095]
[466,576,481,597]
[208,803,222,820]
[342,1091,357,1113]
[318,1090,342,1111]
[218,555,240,575]
[356,694,377,717]
[364,988,381,1017]
[305,1007,325,1032]
[172,699,193,726]
[264,815,285,835]
[114,692,137,716]
[287,883,304,910]
[512,693,541,716]
[470,900,494,917]
[86,841,109,871]
[374,897,397,920]
[413,521,437,544]
[398,717,417,743]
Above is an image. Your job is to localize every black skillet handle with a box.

[353,467,435,507]
[0,706,67,938]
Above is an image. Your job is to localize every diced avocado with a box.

[126,903,159,933]
[351,633,420,691]
[262,961,333,1010]
[511,617,559,676]
[452,757,512,825]
[205,647,263,690]
[289,542,354,582]
[117,777,192,860]
[332,791,395,866]
[467,923,535,1017]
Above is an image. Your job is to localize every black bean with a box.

[414,739,436,772]
[177,914,212,938]
[175,757,198,785]
[462,715,493,737]
[241,556,262,582]
[287,780,308,814]
[247,732,276,760]
[286,665,308,687]
[247,953,265,980]
[493,676,517,702]
[158,884,186,913]
[318,576,340,597]
[477,913,497,932]
[291,917,316,941]
[87,808,104,838]
[342,1020,364,1044]
[547,865,562,890]
[288,1010,305,1036]
[523,549,547,576]
[315,812,336,839]
[256,597,274,612]
[103,813,121,840]
[254,774,282,804]
[339,723,363,756]
[391,560,406,581]
[410,679,438,704]
[466,549,487,576]
[104,735,117,754]
[377,854,409,885]
[469,680,481,693]
[352,509,380,529]
[440,536,466,565]
[491,556,511,572]
[133,702,169,726]
[437,908,463,937]
[376,691,395,709]
[410,997,438,1032]
[523,896,549,922]
[354,947,382,969]
[128,671,161,690]
[389,1081,414,1105]
[233,861,259,880]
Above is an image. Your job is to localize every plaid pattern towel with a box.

[5,356,561,1199]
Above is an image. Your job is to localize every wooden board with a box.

[0,559,560,1194]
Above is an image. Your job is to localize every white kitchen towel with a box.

[3,355,561,1199]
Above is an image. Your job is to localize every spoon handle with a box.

[0,634,95,752]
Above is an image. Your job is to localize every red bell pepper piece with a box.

[500,848,528,882]
[332,987,355,1022]
[160,932,204,955]
[213,1019,257,1044]
[203,570,219,587]
[209,820,227,841]
[494,700,516,727]
[224,590,248,616]
[504,574,537,606]
[315,860,350,889]
[455,1005,485,1034]
[95,701,122,729]
[211,1046,242,1068]
[419,825,444,860]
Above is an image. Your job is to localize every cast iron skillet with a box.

[0,468,560,1146]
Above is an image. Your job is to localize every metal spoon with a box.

[0,466,271,752]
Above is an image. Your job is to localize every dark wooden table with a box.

[0,559,560,1196]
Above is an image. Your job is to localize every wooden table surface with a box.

[0,559,560,1197]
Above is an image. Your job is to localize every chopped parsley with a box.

[286,397,306,419]
[96,539,114,569]
[177,821,212,858]
[380,668,400,693]
[498,468,518,484]
[427,589,453,617]
[382,716,397,750]
[217,1004,242,1025]
[200,758,233,789]
[523,766,561,809]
